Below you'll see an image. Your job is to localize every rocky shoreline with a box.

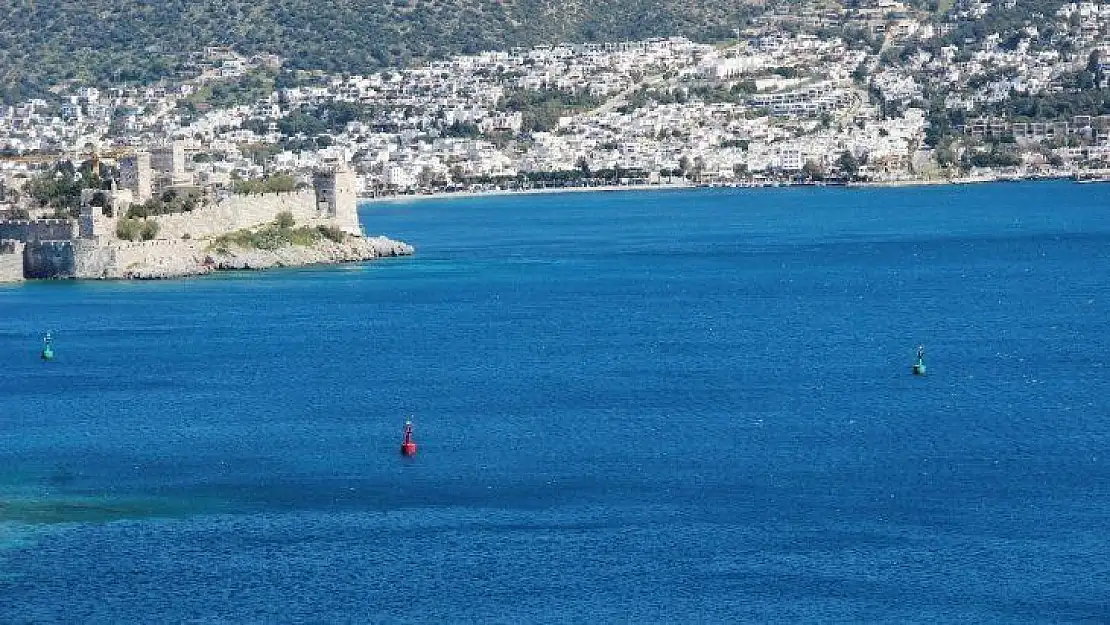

[115,235,414,280]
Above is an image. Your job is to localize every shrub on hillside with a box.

[231,174,299,195]
[210,222,323,252]
[140,220,159,241]
[317,225,346,242]
[275,211,296,229]
[116,218,141,241]
[116,217,159,241]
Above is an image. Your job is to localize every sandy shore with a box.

[360,182,695,203]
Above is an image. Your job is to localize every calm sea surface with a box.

[1,182,1109,623]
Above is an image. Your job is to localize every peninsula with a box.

[0,157,412,282]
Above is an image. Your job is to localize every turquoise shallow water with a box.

[1,181,1109,622]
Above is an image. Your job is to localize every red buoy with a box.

[400,420,417,457]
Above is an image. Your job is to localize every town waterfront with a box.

[2,181,1109,622]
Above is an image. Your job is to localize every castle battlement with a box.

[22,239,75,279]
[0,219,78,242]
[112,239,192,250]
[0,218,73,226]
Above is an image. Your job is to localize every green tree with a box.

[802,159,825,180]
[116,218,142,241]
[936,142,957,168]
[576,156,591,178]
[837,151,860,178]
[692,156,706,180]
[140,220,159,241]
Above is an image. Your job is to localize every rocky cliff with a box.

[78,234,413,280]
[203,235,414,276]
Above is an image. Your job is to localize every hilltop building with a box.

[150,140,194,190]
[118,152,153,202]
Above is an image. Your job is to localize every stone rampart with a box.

[73,240,115,279]
[75,239,206,279]
[0,219,77,242]
[0,239,25,282]
[24,240,75,279]
[150,190,339,240]
[111,239,205,278]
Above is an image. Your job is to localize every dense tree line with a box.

[619,82,756,113]
[126,189,203,218]
[231,173,302,194]
[26,160,117,216]
[937,0,1070,50]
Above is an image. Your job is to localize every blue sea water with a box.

[1,181,1109,623]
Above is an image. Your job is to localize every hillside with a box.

[0,0,752,102]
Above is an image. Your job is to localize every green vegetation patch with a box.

[127,188,203,218]
[230,173,300,195]
[499,88,603,132]
[184,70,276,110]
[116,217,160,241]
[935,0,956,15]
[208,212,348,252]
[27,160,117,215]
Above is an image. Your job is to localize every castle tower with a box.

[119,152,153,203]
[78,188,126,242]
[150,140,193,189]
[313,162,361,235]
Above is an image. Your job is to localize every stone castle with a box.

[0,154,361,281]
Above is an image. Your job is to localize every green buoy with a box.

[912,344,925,376]
[41,331,54,361]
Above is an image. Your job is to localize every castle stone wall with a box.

[110,239,203,277]
[150,190,336,240]
[0,219,77,242]
[0,240,25,282]
[24,240,75,279]
[74,239,206,279]
[73,240,116,279]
